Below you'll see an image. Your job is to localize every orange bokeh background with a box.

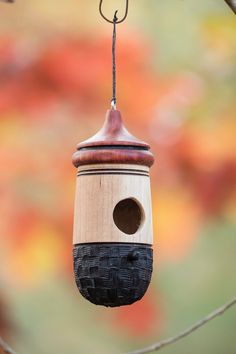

[0,1,235,354]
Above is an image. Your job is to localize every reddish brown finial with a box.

[73,110,154,168]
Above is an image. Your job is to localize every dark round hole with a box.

[113,198,143,235]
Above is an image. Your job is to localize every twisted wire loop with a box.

[99,1,129,109]
[99,0,129,24]
[111,11,118,109]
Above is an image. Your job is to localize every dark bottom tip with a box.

[73,243,153,307]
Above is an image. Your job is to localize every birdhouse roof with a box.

[73,110,154,168]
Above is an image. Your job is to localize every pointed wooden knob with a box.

[73,110,154,168]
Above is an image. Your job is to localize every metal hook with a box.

[99,0,129,24]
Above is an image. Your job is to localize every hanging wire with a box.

[99,1,129,109]
[111,11,118,109]
[99,0,129,24]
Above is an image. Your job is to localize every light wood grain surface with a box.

[73,164,153,245]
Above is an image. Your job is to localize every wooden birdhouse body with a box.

[73,163,153,244]
[72,110,154,307]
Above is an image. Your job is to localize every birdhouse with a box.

[72,109,154,307]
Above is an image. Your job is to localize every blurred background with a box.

[0,1,235,353]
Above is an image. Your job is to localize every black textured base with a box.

[73,243,153,307]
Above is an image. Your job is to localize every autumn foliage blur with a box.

[0,1,235,354]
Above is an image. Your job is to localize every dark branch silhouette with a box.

[0,337,17,354]
[127,296,236,354]
[224,0,236,13]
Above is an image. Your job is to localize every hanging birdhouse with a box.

[72,109,154,307]
[71,0,155,307]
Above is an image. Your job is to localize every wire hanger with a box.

[99,1,129,109]
[99,0,129,24]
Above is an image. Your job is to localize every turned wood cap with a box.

[72,109,154,168]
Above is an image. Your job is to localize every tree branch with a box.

[224,0,236,13]
[127,296,236,354]
[0,337,18,354]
